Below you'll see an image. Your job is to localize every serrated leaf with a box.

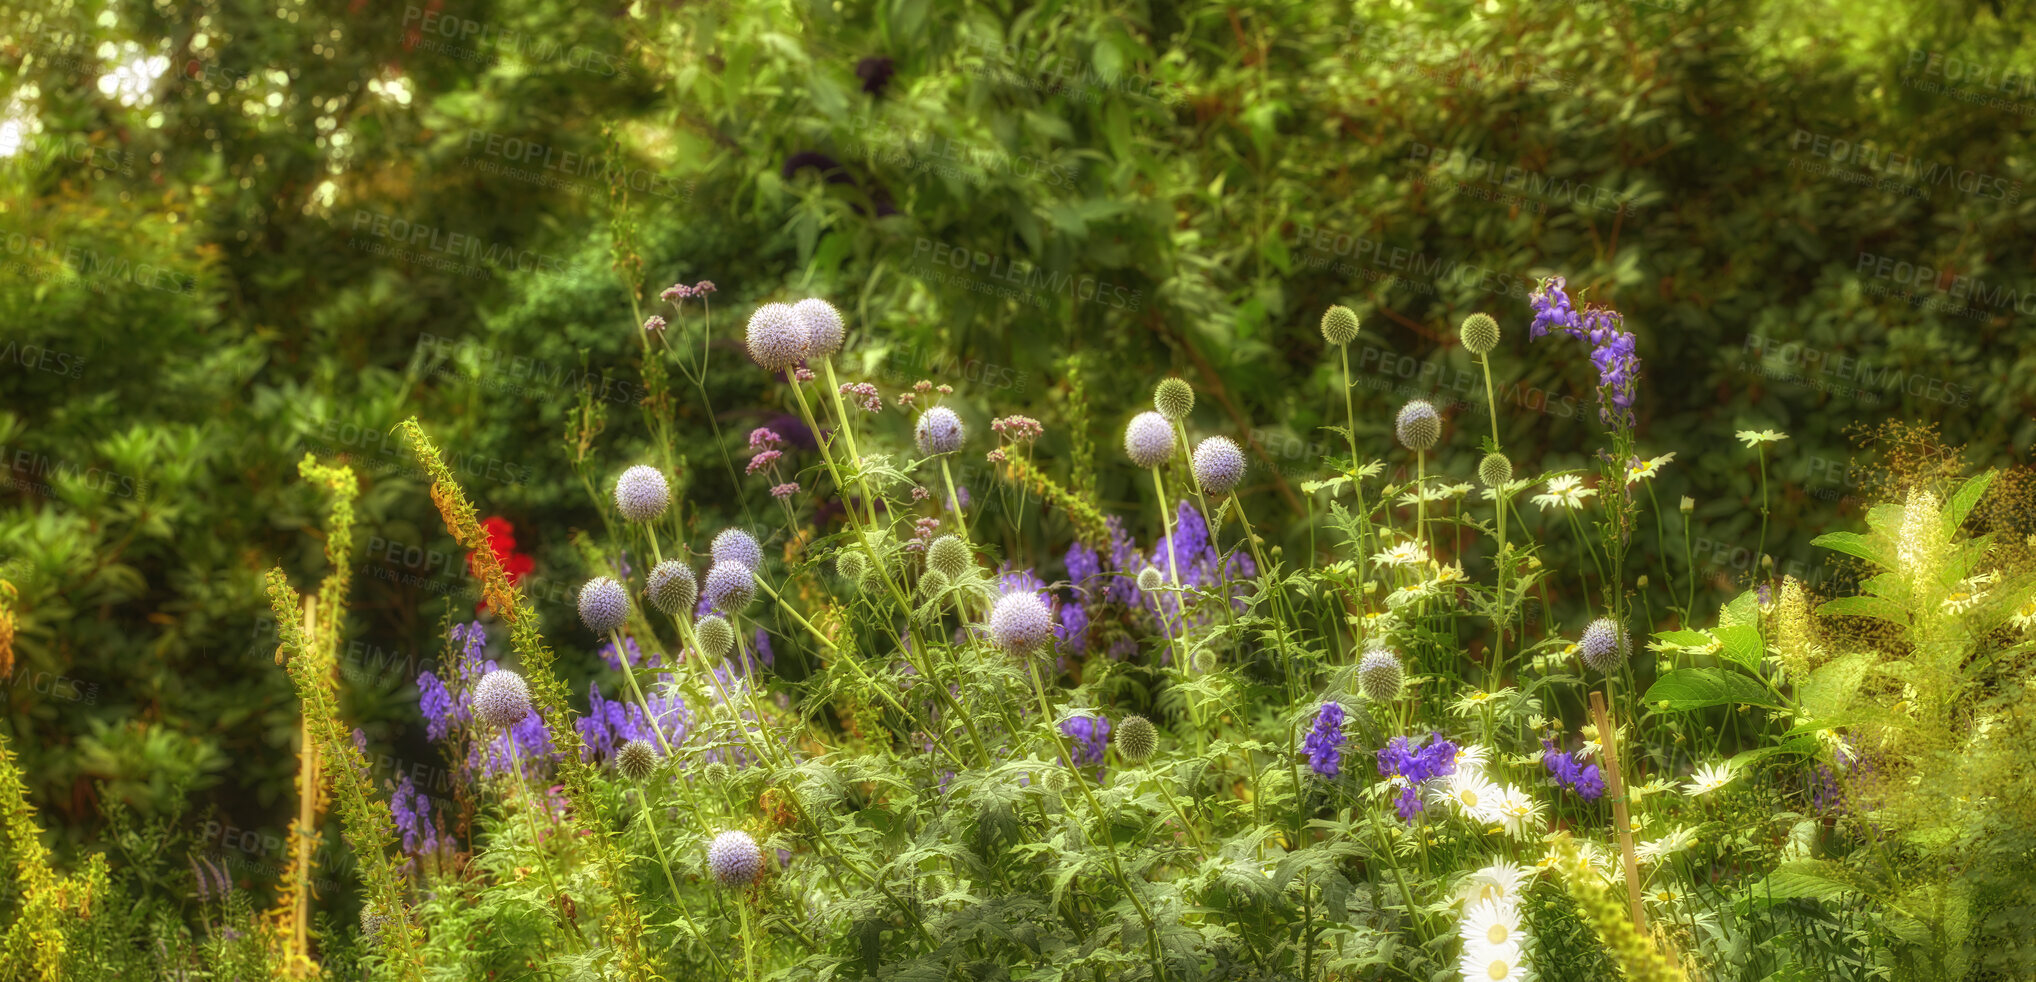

[1643,667,1780,711]
[1653,629,1714,648]
[1739,860,1864,911]
[1810,530,1890,569]
[1816,595,1908,624]
[1945,469,1996,527]
[1713,623,1764,669]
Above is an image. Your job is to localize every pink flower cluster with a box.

[839,382,882,412]
[769,482,801,500]
[991,415,1044,442]
[660,280,718,303]
[747,428,786,475]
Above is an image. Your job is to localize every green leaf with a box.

[1713,623,1765,669]
[1740,860,1864,911]
[1811,530,1890,569]
[1944,469,1996,528]
[1652,629,1714,648]
[1721,589,1760,627]
[1727,735,1818,772]
[1816,595,1908,624]
[1643,667,1781,711]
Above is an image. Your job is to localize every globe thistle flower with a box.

[792,298,845,357]
[1303,701,1348,777]
[915,406,965,456]
[1477,452,1513,488]
[835,550,871,587]
[1394,400,1441,452]
[613,465,671,523]
[745,302,810,372]
[706,830,765,887]
[615,739,659,781]
[1136,566,1164,593]
[1115,715,1158,762]
[988,591,1054,654]
[473,669,532,730]
[703,562,756,613]
[695,615,736,659]
[1358,648,1404,702]
[711,528,763,572]
[1578,617,1630,673]
[1191,436,1246,496]
[578,577,631,634]
[918,569,951,600]
[1320,305,1360,346]
[1459,313,1500,356]
[1153,378,1195,421]
[926,535,971,579]
[1122,411,1175,468]
[647,560,698,616]
[1188,647,1220,674]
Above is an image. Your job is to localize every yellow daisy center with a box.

[1487,957,1511,980]
[1459,790,1479,807]
[1487,923,1510,945]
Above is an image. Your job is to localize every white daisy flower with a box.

[1459,897,1525,953]
[1636,825,1699,863]
[2010,596,2036,631]
[1682,762,1734,796]
[1478,477,1535,501]
[1454,743,1494,778]
[1458,943,1530,982]
[1375,540,1431,568]
[1531,474,1597,511]
[1462,860,1530,907]
[1624,452,1676,485]
[1493,786,1544,839]
[1735,428,1789,448]
[1437,771,1501,823]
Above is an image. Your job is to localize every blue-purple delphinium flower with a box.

[1144,502,1256,641]
[1055,603,1090,655]
[1529,275,1640,427]
[1376,733,1460,821]
[1061,714,1112,775]
[389,773,438,856]
[1541,739,1605,801]
[414,621,560,780]
[1303,702,1348,777]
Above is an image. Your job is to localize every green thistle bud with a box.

[1320,306,1360,346]
[1188,647,1219,674]
[926,535,971,579]
[1115,714,1158,762]
[836,550,870,586]
[919,569,951,599]
[696,615,735,659]
[1460,312,1500,356]
[1478,452,1513,487]
[1136,566,1164,592]
[615,739,659,781]
[1153,378,1195,421]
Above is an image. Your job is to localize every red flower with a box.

[469,516,535,612]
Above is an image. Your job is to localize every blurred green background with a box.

[2,0,2031,911]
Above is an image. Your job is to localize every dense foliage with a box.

[3,0,2035,977]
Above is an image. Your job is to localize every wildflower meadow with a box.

[5,1,2036,981]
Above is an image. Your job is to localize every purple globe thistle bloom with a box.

[1303,702,1348,777]
[1578,617,1630,673]
[1394,400,1441,452]
[712,528,764,571]
[915,406,965,456]
[613,465,670,523]
[745,303,810,372]
[1541,739,1606,801]
[707,830,766,887]
[703,561,757,613]
[1061,714,1112,769]
[1528,276,1640,427]
[997,565,1049,601]
[473,669,532,730]
[1122,411,1175,468]
[792,298,845,357]
[988,591,1054,654]
[578,577,631,634]
[1191,436,1246,496]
